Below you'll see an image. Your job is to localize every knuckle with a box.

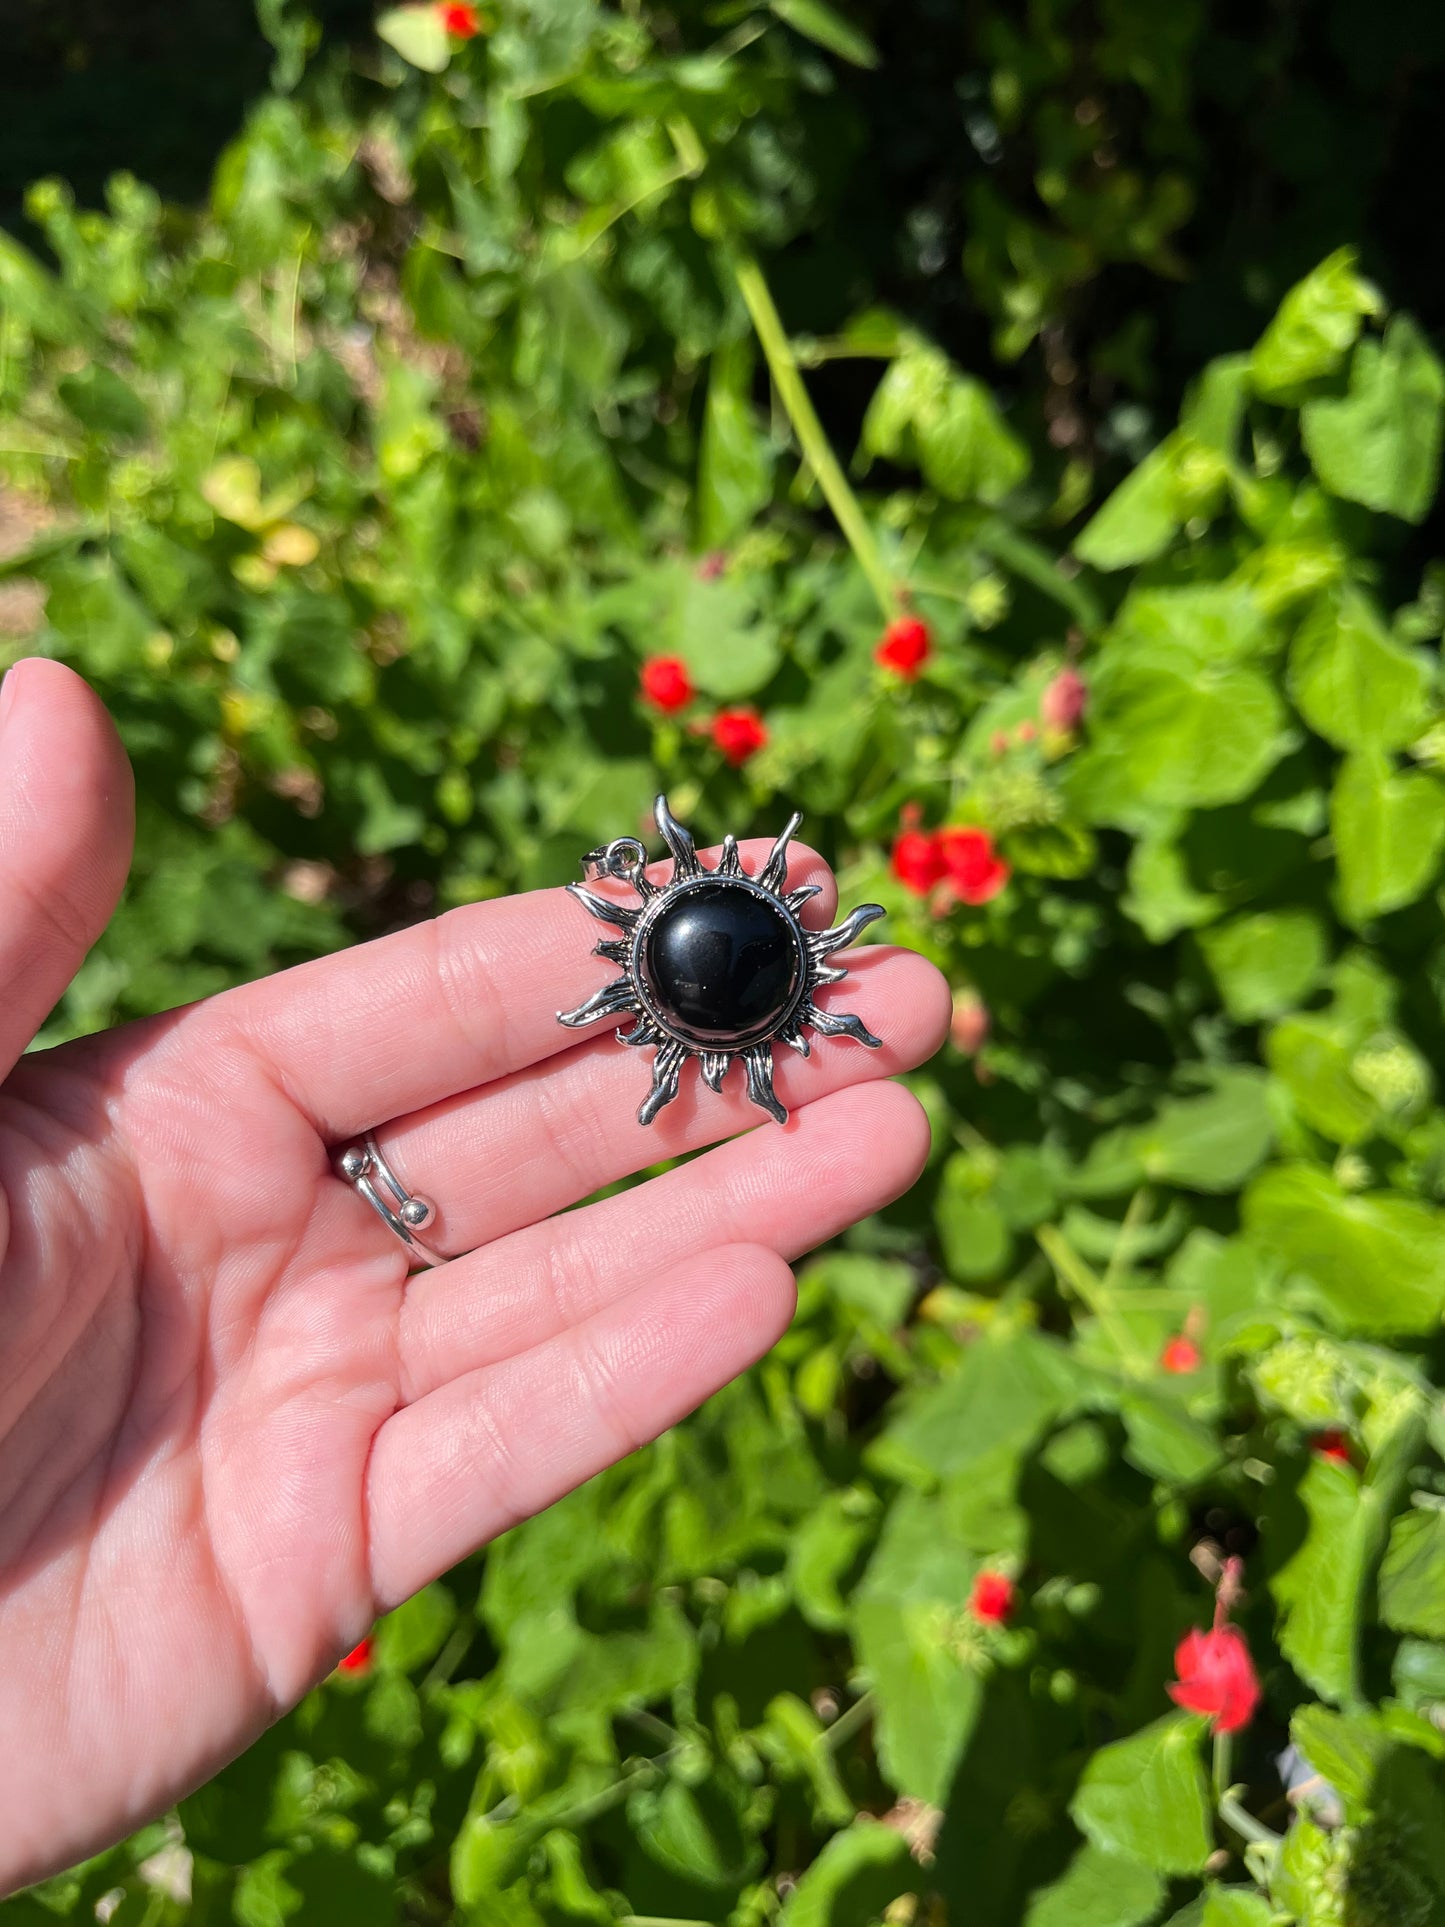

[570,1322,641,1462]
[427,909,511,1076]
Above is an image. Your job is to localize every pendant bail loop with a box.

[581,837,648,887]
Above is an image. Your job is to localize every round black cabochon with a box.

[641,880,803,1046]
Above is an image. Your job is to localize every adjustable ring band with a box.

[338,1132,446,1269]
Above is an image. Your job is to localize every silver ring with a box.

[338,1132,446,1269]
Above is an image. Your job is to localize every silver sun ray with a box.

[558,794,885,1125]
[638,1038,688,1126]
[758,810,803,895]
[743,1044,788,1125]
[654,794,701,878]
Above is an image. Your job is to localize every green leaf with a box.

[1251,247,1383,398]
[1123,835,1223,942]
[1270,1453,1370,1703]
[1393,1637,1445,1711]
[234,1852,302,1927]
[1302,317,1445,523]
[1068,1713,1213,1877]
[805,1252,914,1325]
[872,1330,1081,1487]
[1284,1714,1445,1914]
[921,377,1030,503]
[863,342,1028,503]
[1067,591,1291,826]
[56,365,149,441]
[853,1491,983,1803]
[776,1823,914,1927]
[1021,1842,1165,1927]
[1289,1704,1393,1813]
[769,0,879,67]
[1115,583,1272,662]
[789,1488,878,1632]
[1288,589,1433,751]
[451,1809,536,1909]
[1119,1392,1220,1484]
[1249,1332,1355,1429]
[1201,1893,1273,1927]
[653,565,782,699]
[698,341,773,548]
[628,1774,764,1891]
[1134,1069,1274,1193]
[1243,1163,1445,1334]
[0,227,77,337]
[534,1829,621,1926]
[936,1155,1013,1281]
[255,0,321,91]
[373,1583,456,1673]
[1266,1014,1379,1145]
[1004,818,1097,880]
[1331,751,1445,926]
[376,3,451,71]
[1073,433,1226,571]
[1380,1508,1445,1640]
[1271,1814,1348,1926]
[1200,909,1328,1021]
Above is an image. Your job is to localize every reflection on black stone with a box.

[642,881,801,1045]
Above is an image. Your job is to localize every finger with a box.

[398,1079,930,1403]
[217,839,838,1141]
[366,1243,795,1608]
[0,660,134,1080]
[358,945,948,1253]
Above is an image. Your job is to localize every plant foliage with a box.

[4,2,1445,1923]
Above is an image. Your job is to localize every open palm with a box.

[0,660,949,1892]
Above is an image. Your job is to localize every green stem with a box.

[624,1706,683,1746]
[1103,1186,1152,1295]
[817,1689,875,1754]
[1218,1786,1281,1851]
[621,1917,718,1927]
[421,1621,473,1691]
[1212,1727,1232,1807]
[1036,1225,1150,1377]
[732,251,896,621]
[542,1755,670,1834]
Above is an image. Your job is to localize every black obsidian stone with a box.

[642,880,802,1046]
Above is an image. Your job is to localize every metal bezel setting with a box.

[557,794,885,1126]
[629,871,809,1053]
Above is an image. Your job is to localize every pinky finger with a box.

[364,1243,796,1609]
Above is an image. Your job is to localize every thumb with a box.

[0,659,135,1079]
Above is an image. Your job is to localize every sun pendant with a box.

[557,795,885,1126]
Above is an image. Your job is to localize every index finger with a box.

[209,839,838,1141]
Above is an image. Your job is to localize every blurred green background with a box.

[7,2,1445,1923]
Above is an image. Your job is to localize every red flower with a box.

[640,655,694,714]
[1160,1335,1202,1375]
[970,1571,1016,1624]
[892,828,945,896]
[337,1637,373,1676]
[710,707,768,767]
[1313,1429,1353,1465]
[1168,1623,1260,1734]
[439,1,481,34]
[875,615,932,680]
[696,550,728,581]
[936,827,1011,906]
[1042,666,1088,734]
[950,990,990,1055]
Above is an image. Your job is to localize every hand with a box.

[0,660,949,1891]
